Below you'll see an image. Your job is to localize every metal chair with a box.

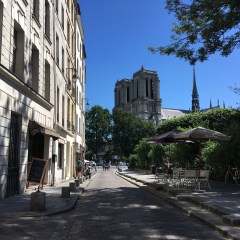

[183,170,197,190]
[154,167,164,183]
[198,170,211,190]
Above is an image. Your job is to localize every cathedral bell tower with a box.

[191,66,200,112]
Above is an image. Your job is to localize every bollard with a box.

[62,187,70,198]
[69,182,76,192]
[75,179,80,187]
[79,177,83,184]
[30,191,46,211]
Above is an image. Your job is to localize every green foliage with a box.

[103,146,117,162]
[202,121,240,179]
[85,105,112,155]
[157,108,240,135]
[133,138,152,169]
[129,154,138,168]
[149,0,240,65]
[148,144,165,167]
[154,108,240,179]
[112,108,156,157]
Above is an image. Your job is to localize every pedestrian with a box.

[103,163,105,171]
[84,166,91,180]
[162,155,173,182]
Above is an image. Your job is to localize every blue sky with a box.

[79,0,240,113]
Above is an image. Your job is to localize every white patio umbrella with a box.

[174,127,231,191]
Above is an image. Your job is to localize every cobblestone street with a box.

[0,168,225,239]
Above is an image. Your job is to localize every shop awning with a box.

[29,120,60,141]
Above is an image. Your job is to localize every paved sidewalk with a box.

[0,170,98,218]
[117,169,240,239]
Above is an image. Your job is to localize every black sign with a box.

[27,158,47,184]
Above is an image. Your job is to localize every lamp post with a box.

[83,98,90,111]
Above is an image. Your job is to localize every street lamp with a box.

[83,98,90,111]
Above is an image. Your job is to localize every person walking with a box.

[103,163,105,171]
[162,155,173,182]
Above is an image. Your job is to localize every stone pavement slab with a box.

[0,170,98,218]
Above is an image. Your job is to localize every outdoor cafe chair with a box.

[154,167,164,183]
[183,170,197,190]
[197,170,211,190]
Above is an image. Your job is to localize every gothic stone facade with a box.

[114,66,162,125]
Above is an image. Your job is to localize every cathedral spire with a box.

[223,101,225,108]
[192,66,200,112]
[210,99,212,109]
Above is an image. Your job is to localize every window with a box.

[57,143,63,169]
[146,79,148,97]
[32,45,39,92]
[12,29,17,74]
[151,79,153,98]
[76,59,78,77]
[0,1,3,62]
[77,33,79,50]
[56,34,59,65]
[76,86,78,104]
[62,96,65,127]
[79,92,81,109]
[79,67,81,81]
[61,5,64,29]
[72,4,74,22]
[33,0,39,20]
[62,48,64,73]
[57,87,59,122]
[12,26,24,80]
[45,0,50,38]
[56,0,58,14]
[45,60,50,101]
[72,34,74,56]
[67,21,70,43]
[137,82,138,99]
[80,43,81,59]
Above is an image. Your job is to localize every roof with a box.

[161,108,190,120]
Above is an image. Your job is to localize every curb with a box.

[116,171,240,240]
[2,172,98,219]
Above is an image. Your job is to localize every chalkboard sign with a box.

[27,158,48,188]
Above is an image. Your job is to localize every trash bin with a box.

[151,165,156,174]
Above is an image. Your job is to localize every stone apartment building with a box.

[74,3,86,175]
[0,0,86,199]
[114,65,162,125]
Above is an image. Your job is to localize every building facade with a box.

[114,65,162,125]
[0,0,86,199]
[74,3,86,173]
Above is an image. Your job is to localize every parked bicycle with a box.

[225,166,240,185]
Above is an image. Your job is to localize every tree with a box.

[148,0,240,65]
[112,108,156,158]
[85,105,112,157]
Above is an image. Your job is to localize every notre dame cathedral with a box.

[114,65,162,125]
[114,65,222,125]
